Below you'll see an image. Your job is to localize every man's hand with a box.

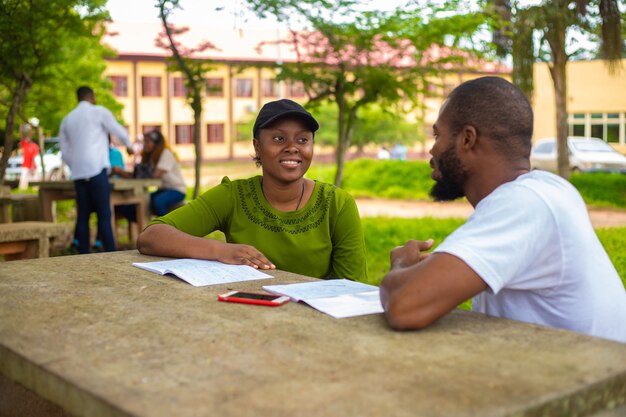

[390,239,434,270]
[217,242,276,270]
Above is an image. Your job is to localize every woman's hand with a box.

[216,242,276,270]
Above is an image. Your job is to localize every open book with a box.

[263,279,383,319]
[132,258,273,287]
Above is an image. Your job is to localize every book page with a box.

[133,259,274,286]
[303,291,383,319]
[263,279,378,302]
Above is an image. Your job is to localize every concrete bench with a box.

[0,193,40,223]
[0,221,69,261]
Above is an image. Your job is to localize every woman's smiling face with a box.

[254,116,314,184]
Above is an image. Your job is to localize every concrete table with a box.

[0,250,625,417]
[32,179,161,245]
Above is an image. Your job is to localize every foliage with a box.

[245,0,488,187]
[155,0,217,199]
[308,159,437,200]
[24,36,123,137]
[309,159,626,209]
[0,0,113,183]
[237,101,421,148]
[570,172,626,209]
[488,0,623,179]
[342,159,435,200]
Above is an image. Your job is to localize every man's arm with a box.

[380,240,487,330]
[58,120,72,168]
[101,107,132,150]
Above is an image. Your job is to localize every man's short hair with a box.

[445,76,533,157]
[76,86,94,102]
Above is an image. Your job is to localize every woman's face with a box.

[254,117,314,184]
[143,138,155,153]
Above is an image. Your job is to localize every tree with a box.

[0,0,112,184]
[156,0,217,199]
[246,0,490,186]
[490,0,622,179]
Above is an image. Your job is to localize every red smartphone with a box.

[217,291,290,307]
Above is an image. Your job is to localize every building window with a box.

[142,125,161,134]
[173,77,187,97]
[109,76,128,97]
[568,112,625,145]
[206,123,225,143]
[175,125,194,144]
[205,78,224,97]
[141,76,162,97]
[288,80,305,97]
[236,78,253,97]
[262,78,277,97]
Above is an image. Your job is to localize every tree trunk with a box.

[546,5,570,180]
[0,76,31,185]
[548,55,569,179]
[334,101,347,187]
[192,95,202,199]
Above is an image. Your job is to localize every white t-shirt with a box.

[156,148,186,194]
[59,101,130,180]
[434,170,626,343]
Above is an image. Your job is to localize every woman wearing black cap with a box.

[138,99,367,280]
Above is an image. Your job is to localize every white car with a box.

[5,139,71,181]
[530,136,626,173]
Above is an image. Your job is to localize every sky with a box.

[105,0,410,28]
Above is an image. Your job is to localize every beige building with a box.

[104,23,626,161]
[102,22,511,162]
[533,59,626,153]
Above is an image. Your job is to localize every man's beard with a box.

[429,144,468,201]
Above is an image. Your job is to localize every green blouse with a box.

[150,176,368,280]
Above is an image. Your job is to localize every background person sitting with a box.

[138,130,186,216]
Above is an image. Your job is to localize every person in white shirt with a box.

[59,86,132,254]
[380,76,626,344]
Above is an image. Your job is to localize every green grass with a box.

[309,160,626,209]
[570,172,626,209]
[595,226,626,288]
[361,218,626,312]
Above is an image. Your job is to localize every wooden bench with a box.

[0,222,69,261]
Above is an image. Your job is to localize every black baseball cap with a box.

[253,99,319,139]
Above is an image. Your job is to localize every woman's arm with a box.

[329,196,368,280]
[137,224,275,269]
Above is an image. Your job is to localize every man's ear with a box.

[461,125,478,150]
[253,138,261,155]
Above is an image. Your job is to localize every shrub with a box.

[342,159,434,200]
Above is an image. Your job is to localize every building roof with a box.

[104,22,294,63]
[103,21,509,73]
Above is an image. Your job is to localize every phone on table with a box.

[217,291,290,307]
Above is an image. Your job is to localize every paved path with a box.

[356,198,626,229]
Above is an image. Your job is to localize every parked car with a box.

[5,138,71,181]
[530,136,626,173]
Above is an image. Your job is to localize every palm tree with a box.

[491,0,622,179]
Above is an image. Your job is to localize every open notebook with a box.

[263,279,383,319]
